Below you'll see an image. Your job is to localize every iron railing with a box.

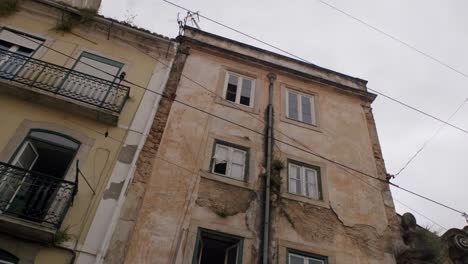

[0,49,130,113]
[0,161,76,229]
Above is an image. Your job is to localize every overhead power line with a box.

[395,98,468,176]
[8,26,467,221]
[315,0,468,80]
[161,0,468,136]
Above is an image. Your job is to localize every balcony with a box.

[0,161,76,242]
[0,49,130,125]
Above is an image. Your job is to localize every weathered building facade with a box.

[106,27,402,264]
[0,0,176,263]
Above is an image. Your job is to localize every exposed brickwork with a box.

[103,45,190,264]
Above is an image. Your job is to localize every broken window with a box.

[288,250,327,264]
[224,72,255,108]
[212,142,247,181]
[193,229,243,264]
[286,89,316,125]
[288,161,322,200]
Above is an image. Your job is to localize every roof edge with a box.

[183,26,369,88]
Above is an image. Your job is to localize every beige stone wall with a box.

[0,0,173,263]
[121,40,400,263]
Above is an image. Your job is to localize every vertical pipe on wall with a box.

[263,73,276,264]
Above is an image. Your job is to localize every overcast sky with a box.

[101,0,468,231]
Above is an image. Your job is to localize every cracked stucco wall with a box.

[119,38,400,264]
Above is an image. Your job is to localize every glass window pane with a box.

[240,79,252,106]
[74,57,121,81]
[288,91,299,120]
[301,95,313,124]
[308,258,325,264]
[213,145,229,175]
[29,131,79,149]
[289,165,301,194]
[16,142,37,169]
[226,74,238,102]
[305,169,319,199]
[290,254,305,264]
[230,164,244,179]
[231,150,245,165]
[226,245,238,264]
[0,39,13,50]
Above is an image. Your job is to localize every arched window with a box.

[0,130,80,223]
[0,249,19,264]
[10,129,80,177]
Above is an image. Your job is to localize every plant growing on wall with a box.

[55,8,97,33]
[270,159,284,194]
[0,0,18,17]
[214,208,237,218]
[53,226,74,245]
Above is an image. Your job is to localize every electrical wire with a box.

[315,0,468,80]
[6,25,467,220]
[396,97,468,176]
[394,199,447,231]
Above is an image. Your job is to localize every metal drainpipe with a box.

[263,73,276,264]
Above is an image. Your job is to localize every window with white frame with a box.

[223,72,255,107]
[286,89,316,125]
[211,142,247,180]
[288,161,321,200]
[288,250,327,264]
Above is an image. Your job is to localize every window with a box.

[0,28,43,56]
[211,142,247,180]
[193,229,243,264]
[288,250,327,264]
[0,130,80,221]
[223,72,255,107]
[286,89,316,125]
[62,51,125,104]
[0,249,18,264]
[288,161,321,200]
[72,52,124,82]
[0,28,44,78]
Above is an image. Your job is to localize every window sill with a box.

[214,97,260,115]
[200,170,255,191]
[280,115,322,133]
[281,192,329,208]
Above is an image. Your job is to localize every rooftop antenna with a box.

[177,11,201,35]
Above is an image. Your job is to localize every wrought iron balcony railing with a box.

[0,161,76,229]
[0,49,130,113]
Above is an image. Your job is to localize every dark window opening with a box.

[0,249,19,264]
[194,229,242,264]
[0,130,80,223]
[214,162,227,175]
[226,83,237,102]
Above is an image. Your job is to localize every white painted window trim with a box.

[288,252,325,264]
[285,89,316,125]
[212,143,247,181]
[222,71,256,108]
[288,163,320,200]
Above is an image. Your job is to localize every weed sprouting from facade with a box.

[55,8,97,32]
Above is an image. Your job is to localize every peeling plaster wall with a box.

[121,36,400,264]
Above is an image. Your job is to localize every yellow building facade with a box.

[0,0,176,263]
